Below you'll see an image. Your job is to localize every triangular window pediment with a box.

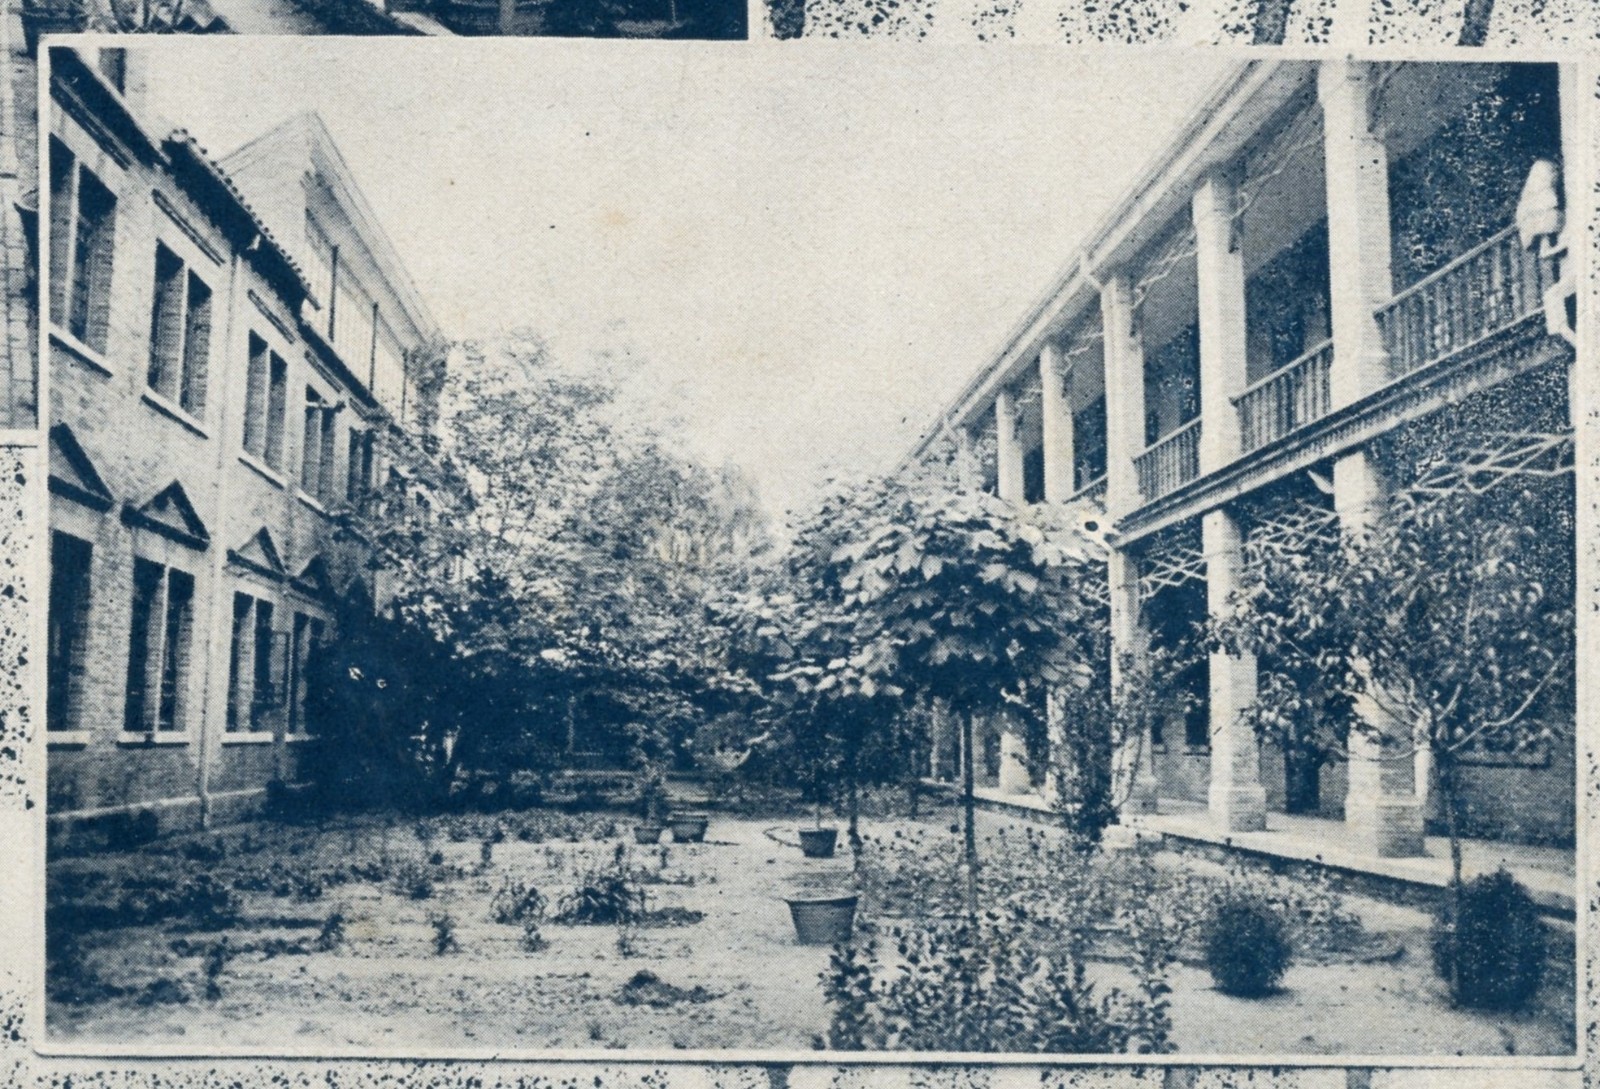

[293,554,334,598]
[48,424,114,512]
[228,527,287,580]
[121,481,209,550]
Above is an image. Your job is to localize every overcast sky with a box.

[135,40,1232,521]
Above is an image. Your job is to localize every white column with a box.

[1193,170,1264,831]
[1334,451,1426,857]
[1101,273,1146,517]
[995,389,1024,503]
[1109,548,1158,813]
[1203,507,1268,832]
[956,425,980,492]
[1039,341,1076,502]
[998,726,1030,795]
[1320,59,1395,409]
[1193,171,1249,472]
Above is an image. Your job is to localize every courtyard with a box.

[47,799,1575,1056]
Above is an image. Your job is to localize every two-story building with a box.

[44,47,445,838]
[906,59,1584,856]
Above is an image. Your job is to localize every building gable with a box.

[48,424,115,512]
[120,480,209,550]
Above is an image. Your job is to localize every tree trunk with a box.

[847,775,862,859]
[961,710,978,916]
[1439,754,1465,1005]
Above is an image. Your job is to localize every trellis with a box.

[1399,429,1574,517]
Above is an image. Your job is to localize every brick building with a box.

[44,47,445,836]
[906,59,1584,854]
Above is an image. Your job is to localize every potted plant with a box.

[634,762,668,844]
[782,877,857,945]
[667,809,709,843]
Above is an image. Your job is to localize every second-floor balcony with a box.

[1235,339,1334,454]
[1378,224,1552,382]
[1135,416,1200,502]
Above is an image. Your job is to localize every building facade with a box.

[908,59,1584,854]
[44,47,444,837]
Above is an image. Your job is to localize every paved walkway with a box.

[966,783,1577,917]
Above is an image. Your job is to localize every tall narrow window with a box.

[301,388,325,496]
[47,533,94,733]
[124,559,162,733]
[226,593,251,731]
[243,334,270,459]
[147,245,211,415]
[289,613,324,735]
[251,599,276,729]
[319,408,337,503]
[266,353,288,469]
[49,140,117,353]
[157,570,194,732]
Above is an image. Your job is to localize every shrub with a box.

[430,913,459,955]
[555,868,644,925]
[822,902,1170,1053]
[491,878,547,925]
[1432,869,1547,1011]
[391,863,434,901]
[316,910,347,952]
[1202,895,1291,998]
[520,919,548,952]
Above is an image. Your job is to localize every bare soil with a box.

[46,804,1575,1056]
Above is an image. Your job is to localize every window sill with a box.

[49,326,113,377]
[221,731,276,745]
[141,390,209,439]
[286,733,317,744]
[1183,745,1212,757]
[47,730,93,748]
[238,452,288,490]
[116,731,191,747]
[296,491,331,518]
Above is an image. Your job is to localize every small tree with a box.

[1221,481,1572,1005]
[780,476,1106,909]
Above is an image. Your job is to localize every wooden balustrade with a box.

[1234,339,1334,453]
[1377,225,1552,380]
[1134,417,1201,502]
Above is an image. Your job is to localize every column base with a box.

[998,734,1031,795]
[1346,794,1426,858]
[1209,782,1268,833]
[1124,767,1160,815]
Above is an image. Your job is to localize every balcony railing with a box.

[1134,417,1201,502]
[1071,474,1108,505]
[1377,225,1553,381]
[1235,339,1334,453]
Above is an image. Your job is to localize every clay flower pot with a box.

[634,823,664,845]
[797,826,838,859]
[784,893,857,945]
[668,812,709,843]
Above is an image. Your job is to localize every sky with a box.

[136,40,1233,522]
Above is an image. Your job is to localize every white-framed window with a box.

[287,611,326,736]
[300,386,338,504]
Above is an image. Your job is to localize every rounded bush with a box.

[1432,869,1546,1011]
[1202,894,1292,997]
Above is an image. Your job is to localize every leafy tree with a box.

[768,473,1106,907]
[339,332,771,803]
[1218,480,1572,1004]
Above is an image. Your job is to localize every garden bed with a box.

[46,804,1575,1055]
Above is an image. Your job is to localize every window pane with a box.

[158,569,194,731]
[180,271,212,415]
[244,334,269,458]
[124,559,163,733]
[227,593,251,732]
[266,353,288,469]
[148,245,185,400]
[47,533,93,732]
[252,600,275,729]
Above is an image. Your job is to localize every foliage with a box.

[1201,895,1292,998]
[328,332,772,806]
[556,863,645,925]
[491,878,548,925]
[821,899,1170,1054]
[1431,870,1547,1011]
[430,913,460,956]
